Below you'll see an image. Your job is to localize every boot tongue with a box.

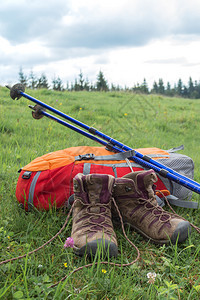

[122,170,158,201]
[137,170,158,202]
[84,174,112,213]
[84,174,107,213]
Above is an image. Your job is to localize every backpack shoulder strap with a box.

[166,195,198,209]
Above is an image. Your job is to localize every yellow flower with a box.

[79,107,82,110]
[102,269,107,274]
[64,263,68,268]
[7,236,10,239]
[124,113,128,116]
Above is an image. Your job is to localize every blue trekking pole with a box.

[6,83,200,195]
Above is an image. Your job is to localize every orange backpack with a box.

[16,146,196,211]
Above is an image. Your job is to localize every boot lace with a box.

[74,198,115,237]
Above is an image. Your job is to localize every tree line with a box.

[19,67,200,98]
[19,68,109,92]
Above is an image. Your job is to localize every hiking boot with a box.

[71,173,118,257]
[113,170,191,244]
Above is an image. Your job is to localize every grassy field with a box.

[0,86,200,299]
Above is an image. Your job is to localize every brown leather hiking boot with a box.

[71,173,118,257]
[113,170,191,244]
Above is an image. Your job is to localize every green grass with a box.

[0,87,200,299]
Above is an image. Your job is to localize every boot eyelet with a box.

[125,186,132,192]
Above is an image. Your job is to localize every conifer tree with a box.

[158,78,165,94]
[28,70,37,89]
[96,71,109,91]
[177,79,183,96]
[188,77,194,96]
[141,78,149,94]
[151,81,158,94]
[78,70,84,91]
[37,73,49,89]
[52,76,63,91]
[18,67,27,86]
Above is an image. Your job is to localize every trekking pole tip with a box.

[8,83,25,100]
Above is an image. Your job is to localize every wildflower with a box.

[38,264,43,268]
[124,113,128,116]
[102,269,107,274]
[64,263,68,268]
[74,287,81,294]
[64,237,74,248]
[147,272,157,284]
[79,107,82,110]
[7,236,10,239]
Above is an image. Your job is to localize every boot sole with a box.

[73,238,118,258]
[122,221,191,245]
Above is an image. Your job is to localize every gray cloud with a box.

[0,0,200,54]
[46,6,172,49]
[0,1,172,49]
[1,0,200,50]
[48,21,162,49]
[173,2,200,36]
[0,0,70,44]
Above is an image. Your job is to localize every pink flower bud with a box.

[64,237,74,248]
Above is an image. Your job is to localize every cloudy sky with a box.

[1,0,200,89]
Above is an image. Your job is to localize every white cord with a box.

[125,158,134,172]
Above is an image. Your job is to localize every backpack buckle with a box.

[77,153,95,161]
[22,171,32,179]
